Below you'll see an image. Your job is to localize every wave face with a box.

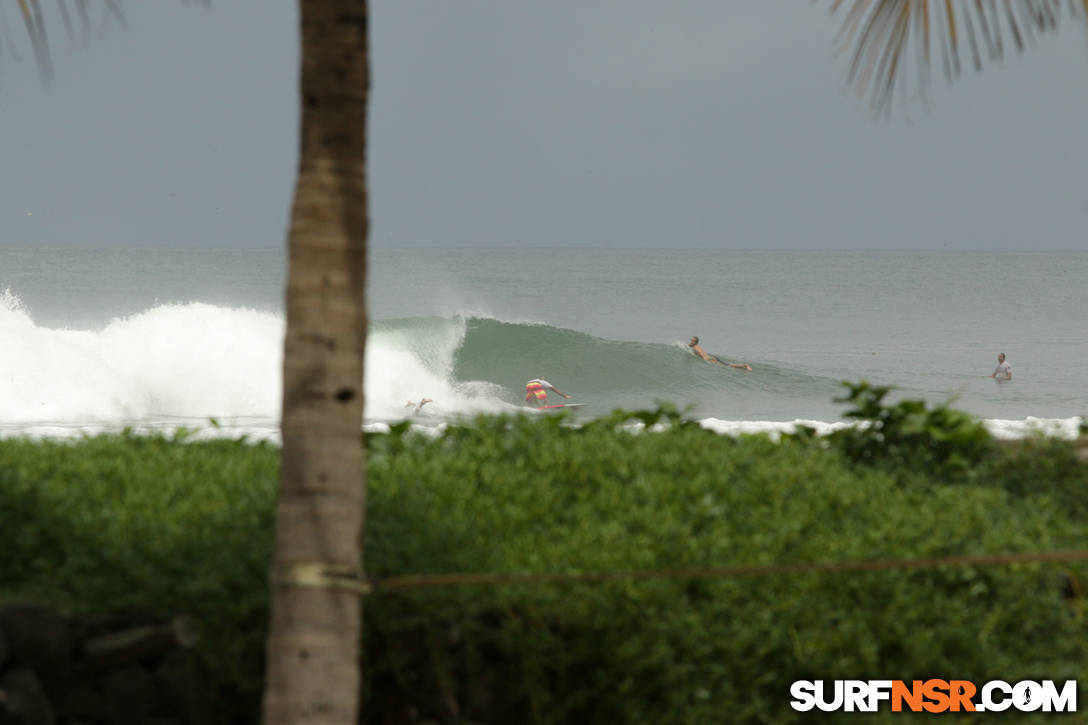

[1,296,1080,439]
[387,316,846,420]
[0,295,837,427]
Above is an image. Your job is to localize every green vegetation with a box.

[1,393,1087,724]
[0,431,277,720]
[826,381,994,478]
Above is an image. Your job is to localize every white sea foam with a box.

[0,294,513,432]
[983,417,1084,440]
[696,418,853,439]
[1,292,1082,443]
[364,314,517,419]
[695,416,1084,441]
[1,293,283,423]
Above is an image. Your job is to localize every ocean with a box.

[2,247,1084,441]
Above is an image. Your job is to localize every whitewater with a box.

[1,280,1082,442]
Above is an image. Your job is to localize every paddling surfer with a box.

[525,378,571,407]
[689,336,751,371]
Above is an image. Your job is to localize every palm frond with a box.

[57,0,76,49]
[0,1,168,84]
[832,0,1088,115]
[75,0,91,45]
[17,0,53,82]
[103,0,126,32]
[0,2,24,64]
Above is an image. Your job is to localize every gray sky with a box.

[2,1,1088,250]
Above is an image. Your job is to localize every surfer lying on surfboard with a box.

[525,378,571,407]
[689,336,752,371]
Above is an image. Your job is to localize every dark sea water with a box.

[2,247,1085,440]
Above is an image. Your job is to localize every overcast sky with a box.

[2,1,1087,250]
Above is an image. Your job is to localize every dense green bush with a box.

[364,413,1086,724]
[1,405,1086,724]
[975,435,1088,518]
[823,381,995,478]
[0,432,277,719]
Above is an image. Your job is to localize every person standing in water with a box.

[689,336,752,371]
[992,353,1012,382]
[525,378,571,407]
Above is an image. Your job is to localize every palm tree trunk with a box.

[263,1,369,724]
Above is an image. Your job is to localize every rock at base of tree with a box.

[0,605,71,678]
[0,667,55,725]
[155,651,214,725]
[82,624,178,672]
[95,666,159,725]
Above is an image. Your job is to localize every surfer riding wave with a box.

[525,378,571,407]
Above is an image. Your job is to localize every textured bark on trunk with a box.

[263,1,369,724]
